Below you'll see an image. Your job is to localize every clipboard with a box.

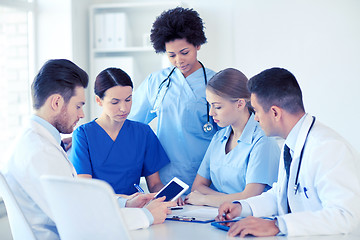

[166,215,215,223]
[166,206,218,223]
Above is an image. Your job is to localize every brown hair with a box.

[207,68,253,113]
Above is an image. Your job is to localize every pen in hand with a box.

[134,183,145,193]
[170,207,183,210]
[219,209,231,221]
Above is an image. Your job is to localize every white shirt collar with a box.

[31,115,61,145]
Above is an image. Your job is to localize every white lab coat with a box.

[2,118,150,240]
[241,114,360,236]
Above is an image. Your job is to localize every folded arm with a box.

[185,174,266,207]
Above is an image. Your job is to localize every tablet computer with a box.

[154,177,189,202]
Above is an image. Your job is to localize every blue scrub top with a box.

[128,66,218,192]
[69,119,170,195]
[197,115,280,194]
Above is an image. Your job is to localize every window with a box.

[0,1,34,167]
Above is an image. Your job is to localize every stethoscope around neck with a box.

[150,61,213,133]
[294,116,316,195]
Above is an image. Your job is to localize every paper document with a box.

[167,206,218,223]
[179,207,218,219]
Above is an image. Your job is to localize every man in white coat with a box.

[217,67,360,237]
[2,59,175,239]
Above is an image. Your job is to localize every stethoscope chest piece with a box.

[203,122,213,133]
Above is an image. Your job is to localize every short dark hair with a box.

[248,67,305,114]
[94,68,133,99]
[207,68,253,113]
[150,7,207,53]
[31,59,88,110]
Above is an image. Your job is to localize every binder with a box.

[94,13,105,49]
[114,12,126,48]
[104,12,116,49]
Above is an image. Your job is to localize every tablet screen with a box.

[155,181,184,201]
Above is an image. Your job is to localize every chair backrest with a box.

[41,176,132,240]
[0,172,37,240]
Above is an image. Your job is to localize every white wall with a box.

[231,0,360,152]
[35,0,72,69]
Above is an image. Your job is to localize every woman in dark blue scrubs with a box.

[69,68,170,196]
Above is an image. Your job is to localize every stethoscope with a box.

[150,61,213,133]
[294,116,316,195]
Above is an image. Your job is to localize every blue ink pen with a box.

[303,187,309,198]
[134,184,145,193]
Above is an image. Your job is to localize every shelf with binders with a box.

[90,1,181,52]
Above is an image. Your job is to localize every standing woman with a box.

[129,7,218,192]
[185,68,280,207]
[69,68,170,196]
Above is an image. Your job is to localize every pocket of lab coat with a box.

[295,184,321,211]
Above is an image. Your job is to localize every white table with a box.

[130,206,360,240]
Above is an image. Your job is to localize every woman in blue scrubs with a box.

[184,68,280,207]
[129,7,218,195]
[69,68,170,196]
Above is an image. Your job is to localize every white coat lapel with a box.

[288,114,314,211]
[30,120,76,174]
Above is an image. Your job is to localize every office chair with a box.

[41,176,132,240]
[0,172,36,240]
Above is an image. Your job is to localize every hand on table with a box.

[184,190,206,205]
[227,216,279,237]
[176,196,185,206]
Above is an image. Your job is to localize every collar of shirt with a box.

[31,115,62,145]
[284,113,307,156]
[220,114,257,145]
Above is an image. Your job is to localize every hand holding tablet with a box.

[154,177,189,202]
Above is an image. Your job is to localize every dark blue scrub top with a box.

[69,119,170,195]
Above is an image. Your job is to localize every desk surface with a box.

[130,206,360,240]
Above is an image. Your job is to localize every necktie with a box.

[284,144,292,179]
[284,144,292,213]
[60,140,66,151]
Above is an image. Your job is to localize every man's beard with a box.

[53,106,74,134]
